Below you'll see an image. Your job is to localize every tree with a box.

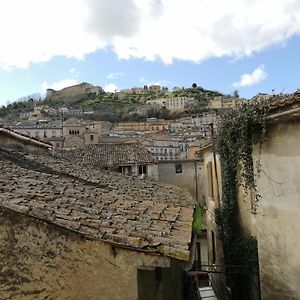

[233,90,239,98]
[192,83,197,89]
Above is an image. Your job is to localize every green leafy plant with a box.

[192,206,202,236]
[213,101,266,299]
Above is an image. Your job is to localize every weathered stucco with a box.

[201,149,225,298]
[0,129,51,153]
[253,119,300,300]
[0,208,170,300]
[157,160,203,204]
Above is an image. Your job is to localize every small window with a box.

[211,231,216,264]
[139,165,147,174]
[90,134,94,141]
[175,163,182,174]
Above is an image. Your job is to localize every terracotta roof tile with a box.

[254,90,300,113]
[0,147,194,261]
[56,142,156,166]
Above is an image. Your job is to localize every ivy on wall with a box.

[213,102,266,300]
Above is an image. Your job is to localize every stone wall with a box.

[0,208,170,300]
[45,83,102,104]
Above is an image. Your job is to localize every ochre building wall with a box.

[253,119,300,300]
[0,208,169,300]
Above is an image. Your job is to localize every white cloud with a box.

[106,72,125,79]
[104,83,118,93]
[232,65,268,88]
[1,0,300,69]
[42,79,78,92]
[70,68,79,77]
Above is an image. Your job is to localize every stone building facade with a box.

[147,97,195,112]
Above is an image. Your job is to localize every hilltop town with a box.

[0,82,251,157]
[1,82,299,299]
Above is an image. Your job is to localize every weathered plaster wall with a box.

[147,164,159,180]
[202,150,225,298]
[0,208,170,300]
[0,132,50,153]
[157,161,203,204]
[253,119,300,300]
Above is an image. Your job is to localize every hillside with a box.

[0,84,223,122]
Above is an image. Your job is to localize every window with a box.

[211,231,216,264]
[175,163,182,174]
[139,165,147,174]
[90,134,94,141]
[52,131,56,137]
[35,131,39,138]
[207,161,214,198]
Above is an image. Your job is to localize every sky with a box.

[1,0,300,106]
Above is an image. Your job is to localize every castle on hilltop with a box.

[46,82,103,99]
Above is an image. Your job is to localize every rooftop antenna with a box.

[280,86,286,94]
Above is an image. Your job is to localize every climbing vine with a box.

[213,101,267,300]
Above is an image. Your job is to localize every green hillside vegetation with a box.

[0,85,223,122]
[0,97,35,120]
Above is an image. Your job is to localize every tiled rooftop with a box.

[255,90,300,112]
[55,142,156,166]
[0,147,194,260]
